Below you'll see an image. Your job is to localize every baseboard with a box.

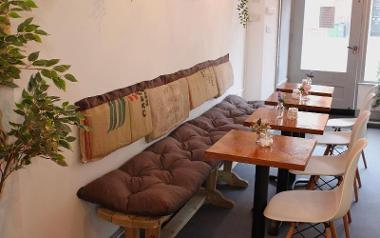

[330,108,356,116]
[369,121,380,129]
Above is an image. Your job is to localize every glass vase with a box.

[276,103,285,119]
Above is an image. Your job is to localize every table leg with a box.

[252,166,270,238]
[277,169,290,193]
[267,168,290,236]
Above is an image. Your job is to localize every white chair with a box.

[291,111,370,202]
[264,138,368,238]
[316,93,375,168]
[327,86,377,130]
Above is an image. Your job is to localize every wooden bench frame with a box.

[97,161,248,238]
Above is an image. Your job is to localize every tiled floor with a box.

[178,128,380,238]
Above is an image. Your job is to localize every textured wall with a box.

[0,1,246,237]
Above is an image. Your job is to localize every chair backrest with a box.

[333,138,368,220]
[360,92,376,112]
[348,110,370,148]
[368,85,379,95]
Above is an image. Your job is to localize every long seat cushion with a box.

[77,95,263,217]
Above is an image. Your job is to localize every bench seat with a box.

[77,95,262,217]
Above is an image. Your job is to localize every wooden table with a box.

[265,92,333,113]
[244,107,329,235]
[205,130,317,238]
[244,107,330,135]
[276,82,335,97]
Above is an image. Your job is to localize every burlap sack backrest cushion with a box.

[80,96,132,162]
[213,61,234,96]
[146,78,190,142]
[186,67,219,109]
[127,91,153,142]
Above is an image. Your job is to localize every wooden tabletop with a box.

[276,82,335,97]
[205,130,316,171]
[244,107,329,135]
[265,92,333,113]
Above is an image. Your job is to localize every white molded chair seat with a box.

[327,90,377,130]
[264,189,339,224]
[314,131,351,146]
[290,153,346,176]
[265,139,368,238]
[327,118,356,129]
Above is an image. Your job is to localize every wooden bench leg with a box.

[218,161,248,189]
[125,228,139,238]
[145,227,160,238]
[206,168,235,208]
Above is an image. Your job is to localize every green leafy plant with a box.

[0,0,83,195]
[251,118,271,136]
[237,0,249,28]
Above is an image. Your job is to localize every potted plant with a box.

[0,0,83,196]
[251,118,272,147]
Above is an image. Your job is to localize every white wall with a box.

[0,1,247,238]
[243,0,279,101]
[276,0,292,85]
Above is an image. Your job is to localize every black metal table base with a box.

[267,130,305,235]
[252,166,270,238]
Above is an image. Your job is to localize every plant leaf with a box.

[28,51,39,61]
[64,74,77,82]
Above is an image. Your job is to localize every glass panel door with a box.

[288,0,363,109]
[364,0,380,82]
[301,0,353,72]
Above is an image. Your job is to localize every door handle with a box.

[347,45,359,54]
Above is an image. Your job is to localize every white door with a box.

[288,0,364,109]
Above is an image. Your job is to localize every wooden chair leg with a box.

[329,221,338,238]
[343,214,351,238]
[337,176,343,186]
[125,228,139,238]
[362,150,368,169]
[324,144,333,155]
[286,222,296,238]
[356,168,362,188]
[307,175,319,190]
[353,179,359,203]
[347,210,352,224]
[325,223,332,238]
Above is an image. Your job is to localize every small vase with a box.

[276,103,284,119]
[258,131,273,147]
[300,94,309,102]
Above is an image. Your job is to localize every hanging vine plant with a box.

[237,0,249,28]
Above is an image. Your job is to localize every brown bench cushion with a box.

[77,95,263,216]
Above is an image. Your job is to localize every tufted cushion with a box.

[77,95,263,216]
